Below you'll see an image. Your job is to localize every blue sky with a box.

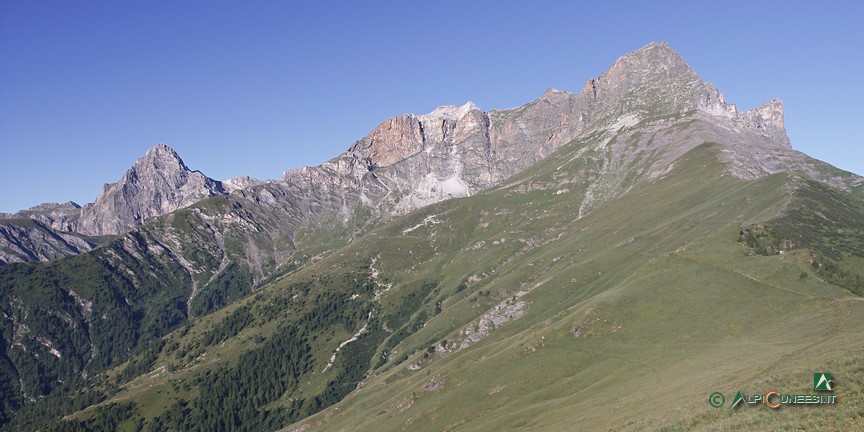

[1,0,861,213]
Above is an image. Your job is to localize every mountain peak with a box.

[75,144,224,235]
[625,41,683,64]
[138,143,189,172]
[639,40,672,51]
[586,42,722,119]
[739,98,789,147]
[542,88,570,98]
[610,41,689,70]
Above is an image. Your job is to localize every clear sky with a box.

[1,1,861,213]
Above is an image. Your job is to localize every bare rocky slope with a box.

[0,219,99,263]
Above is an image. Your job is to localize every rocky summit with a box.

[0,42,862,431]
[73,144,226,236]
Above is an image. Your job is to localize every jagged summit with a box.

[73,144,225,236]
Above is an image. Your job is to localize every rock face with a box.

[74,144,225,236]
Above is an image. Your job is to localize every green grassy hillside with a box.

[0,187,362,429]
[45,138,864,431]
[278,143,863,431]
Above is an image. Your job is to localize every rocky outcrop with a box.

[738,99,789,147]
[222,176,265,192]
[302,92,596,215]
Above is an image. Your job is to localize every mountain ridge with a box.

[2,42,860,279]
[3,41,860,271]
[3,43,858,253]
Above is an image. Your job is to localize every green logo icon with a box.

[731,391,745,408]
[708,392,725,408]
[814,373,833,391]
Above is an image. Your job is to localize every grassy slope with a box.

[61,138,863,430]
[276,143,864,431]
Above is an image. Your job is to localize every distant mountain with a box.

[291,42,859,221]
[74,143,227,236]
[1,42,862,431]
[0,144,230,264]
